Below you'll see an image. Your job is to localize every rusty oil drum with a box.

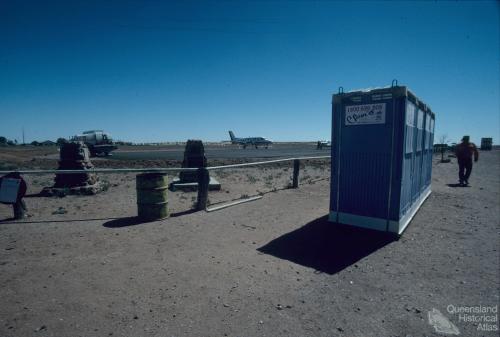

[136,173,168,220]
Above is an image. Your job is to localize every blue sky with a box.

[0,0,498,144]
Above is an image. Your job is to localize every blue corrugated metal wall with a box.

[331,89,400,220]
[331,85,434,233]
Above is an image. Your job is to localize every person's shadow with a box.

[446,183,470,188]
[258,215,396,275]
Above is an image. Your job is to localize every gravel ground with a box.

[0,151,498,337]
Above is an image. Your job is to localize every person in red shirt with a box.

[454,135,479,186]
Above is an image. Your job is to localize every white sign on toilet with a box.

[345,103,386,125]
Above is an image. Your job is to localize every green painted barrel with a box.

[136,173,168,220]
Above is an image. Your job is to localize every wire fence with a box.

[0,156,331,221]
[0,156,330,175]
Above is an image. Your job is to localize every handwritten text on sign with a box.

[345,103,386,125]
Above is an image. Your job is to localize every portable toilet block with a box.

[480,138,493,150]
[329,84,435,235]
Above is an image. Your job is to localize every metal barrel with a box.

[136,173,169,220]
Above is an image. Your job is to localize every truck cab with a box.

[72,130,118,156]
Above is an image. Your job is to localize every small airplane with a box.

[316,140,332,149]
[228,131,272,149]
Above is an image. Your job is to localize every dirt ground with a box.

[0,150,499,336]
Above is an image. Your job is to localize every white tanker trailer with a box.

[72,130,117,156]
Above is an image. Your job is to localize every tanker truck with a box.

[72,130,118,157]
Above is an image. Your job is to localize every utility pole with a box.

[22,127,25,145]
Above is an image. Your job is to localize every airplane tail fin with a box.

[229,131,236,142]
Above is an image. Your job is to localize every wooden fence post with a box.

[13,199,27,219]
[292,159,300,188]
[197,168,209,211]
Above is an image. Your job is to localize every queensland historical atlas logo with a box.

[428,305,498,334]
